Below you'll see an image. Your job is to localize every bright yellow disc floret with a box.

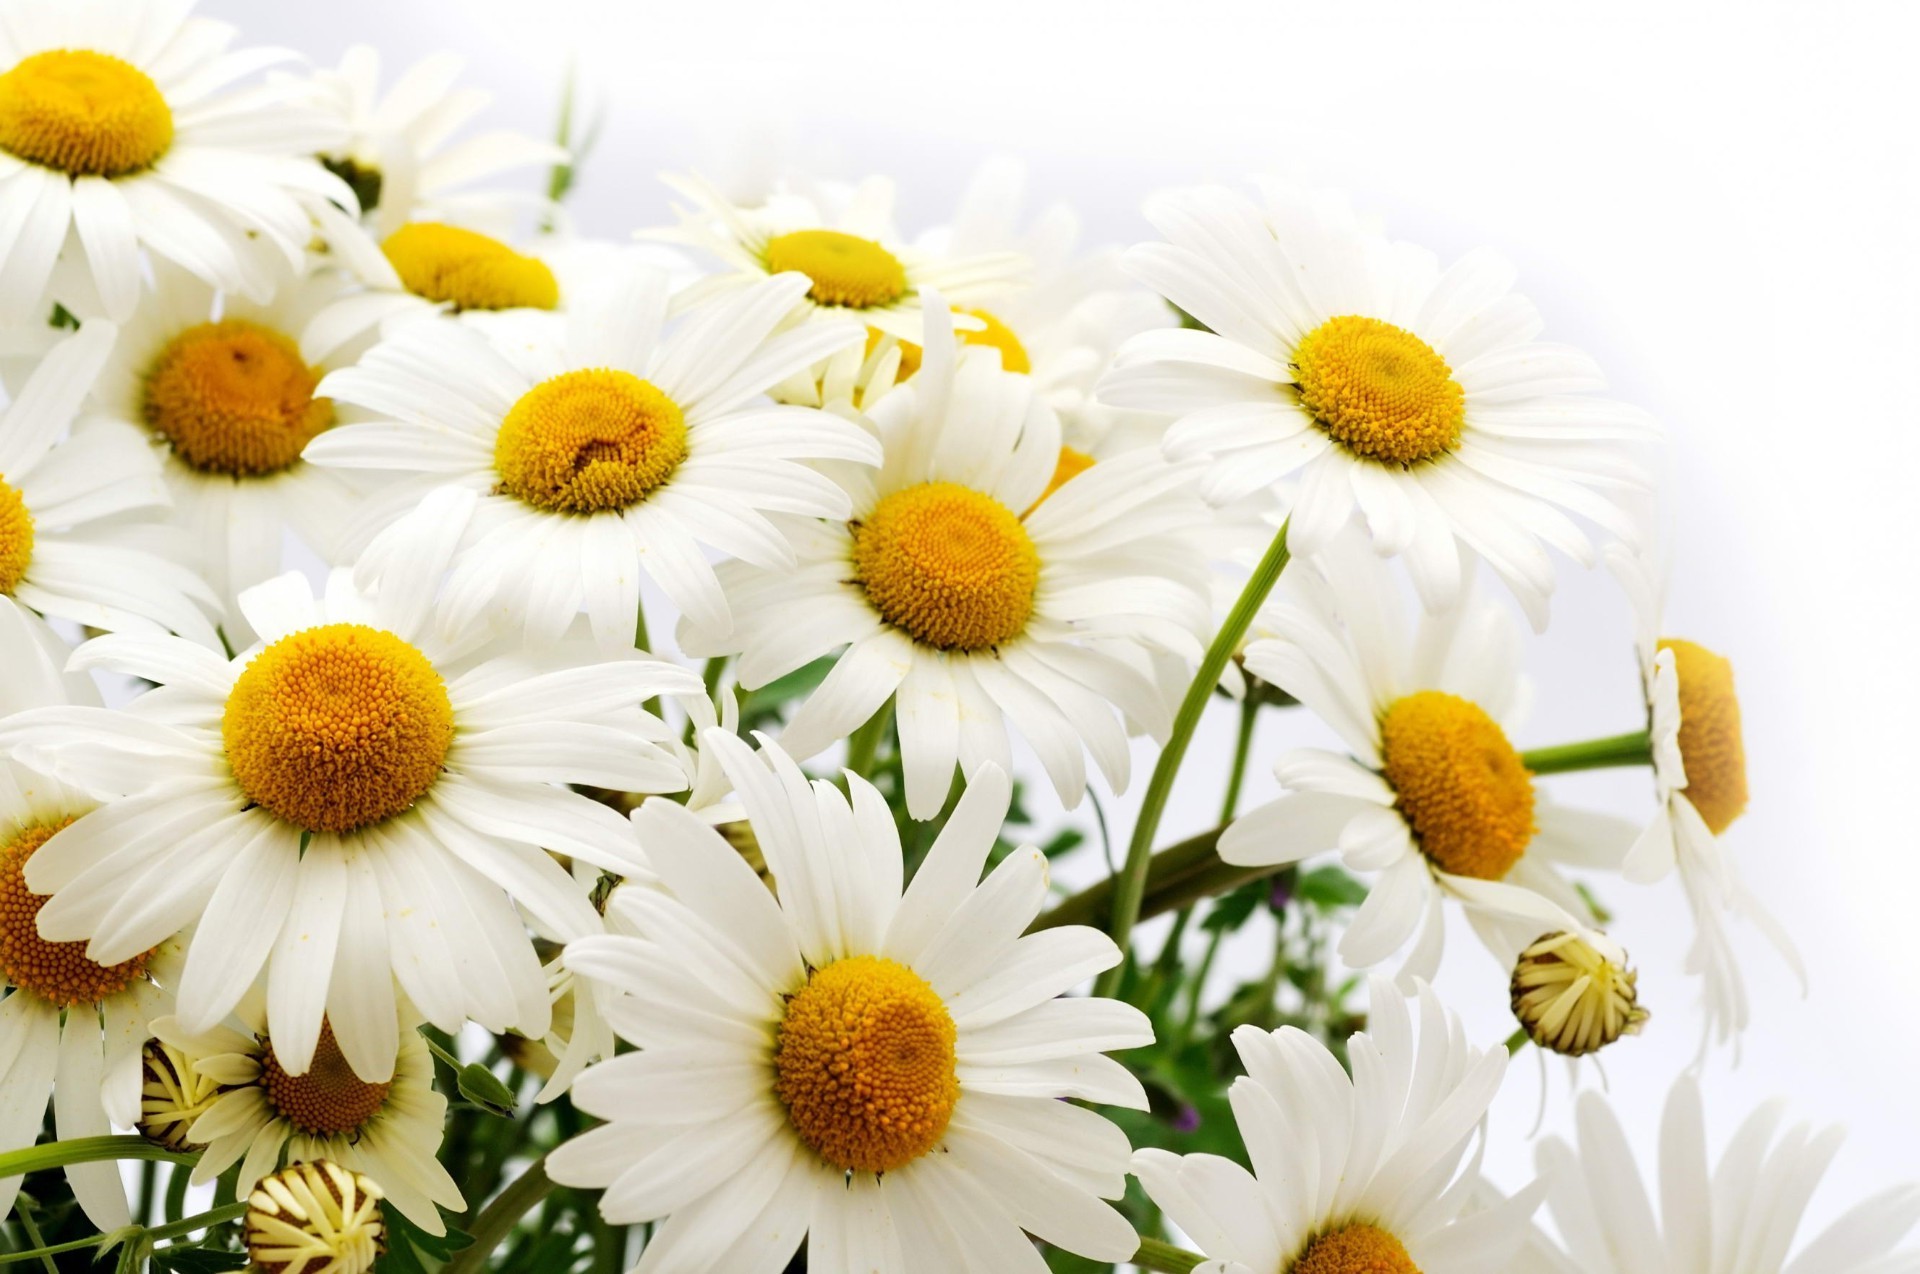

[144,320,335,476]
[852,481,1040,651]
[774,955,960,1174]
[1660,638,1748,835]
[0,50,173,177]
[381,222,559,312]
[494,369,688,514]
[0,818,154,1007]
[1293,315,1465,465]
[765,230,908,310]
[1290,1223,1423,1274]
[0,476,32,595]
[1379,690,1535,880]
[222,623,454,833]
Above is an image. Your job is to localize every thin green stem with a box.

[1030,825,1225,932]
[0,1136,192,1180]
[1133,1235,1206,1272]
[10,1201,58,1274]
[1519,730,1652,775]
[1172,921,1227,1053]
[164,1162,190,1224]
[700,654,729,699]
[0,1203,247,1267]
[1219,689,1260,824]
[1504,1026,1531,1055]
[632,593,651,654]
[843,698,894,781]
[1097,522,1289,997]
[443,1153,559,1274]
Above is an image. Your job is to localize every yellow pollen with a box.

[260,1023,392,1137]
[1290,1223,1422,1274]
[765,230,908,310]
[1511,931,1649,1058]
[1660,638,1748,835]
[144,320,335,477]
[0,819,153,1006]
[222,624,453,834]
[1029,446,1096,512]
[852,481,1039,651]
[246,1161,386,1274]
[1292,315,1465,465]
[1379,690,1535,881]
[862,308,1030,383]
[138,1039,228,1152]
[380,222,559,312]
[494,369,688,514]
[774,955,959,1174]
[0,476,32,595]
[0,50,173,177]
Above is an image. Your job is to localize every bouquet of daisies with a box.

[0,5,1912,1273]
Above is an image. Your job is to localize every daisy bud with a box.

[245,1160,386,1274]
[137,1039,224,1152]
[1511,930,1649,1057]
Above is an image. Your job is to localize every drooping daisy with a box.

[0,556,700,1083]
[1218,532,1638,984]
[1607,541,1801,1048]
[244,1160,387,1274]
[1099,184,1659,628]
[303,45,563,241]
[0,596,182,1231]
[1134,977,1543,1274]
[308,258,878,643]
[683,299,1210,818]
[0,0,354,323]
[1508,927,1649,1059]
[85,259,376,638]
[548,731,1151,1273]
[1523,1076,1920,1273]
[156,999,462,1234]
[0,319,220,644]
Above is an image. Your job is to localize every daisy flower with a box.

[309,257,879,644]
[0,554,700,1085]
[244,1160,387,1274]
[548,732,1152,1274]
[1134,977,1543,1274]
[1607,540,1802,1048]
[683,300,1209,818]
[1524,1075,1920,1273]
[1098,184,1659,628]
[0,0,353,323]
[156,998,461,1234]
[304,45,563,241]
[0,596,182,1232]
[1218,532,1638,984]
[85,259,375,638]
[0,319,220,644]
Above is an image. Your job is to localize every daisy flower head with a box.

[1099,184,1660,629]
[0,596,183,1232]
[1607,539,1802,1049]
[1525,1075,1920,1273]
[309,256,879,645]
[548,731,1153,1274]
[1133,976,1543,1274]
[1218,530,1638,985]
[156,997,461,1233]
[245,1160,387,1274]
[0,0,355,323]
[0,555,701,1089]
[0,319,221,644]
[684,300,1211,819]
[85,259,377,637]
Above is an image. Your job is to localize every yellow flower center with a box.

[1510,930,1648,1058]
[0,819,154,1006]
[862,308,1031,383]
[143,320,335,477]
[380,222,559,312]
[1292,315,1465,465]
[765,230,908,310]
[1029,446,1096,512]
[138,1039,228,1152]
[1290,1224,1422,1274]
[247,1161,386,1274]
[261,1023,392,1137]
[1659,638,1748,835]
[0,49,173,177]
[1379,690,1535,880]
[852,481,1039,651]
[494,369,689,514]
[0,476,32,595]
[773,955,959,1174]
[222,624,454,834]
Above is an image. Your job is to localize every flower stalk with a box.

[1520,729,1653,775]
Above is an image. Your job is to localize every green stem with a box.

[632,594,651,655]
[164,1162,189,1224]
[443,1153,559,1274]
[1134,1235,1206,1272]
[1504,1026,1531,1055]
[1219,689,1260,824]
[1097,522,1290,997]
[10,1201,58,1274]
[0,1136,192,1180]
[843,698,894,781]
[0,1203,247,1268]
[1172,921,1227,1054]
[700,654,729,699]
[1030,825,1225,932]
[1519,730,1652,775]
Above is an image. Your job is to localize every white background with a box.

[210,0,1920,1237]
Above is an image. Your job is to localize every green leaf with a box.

[1198,879,1265,932]
[1294,865,1369,910]
[457,1063,517,1116]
